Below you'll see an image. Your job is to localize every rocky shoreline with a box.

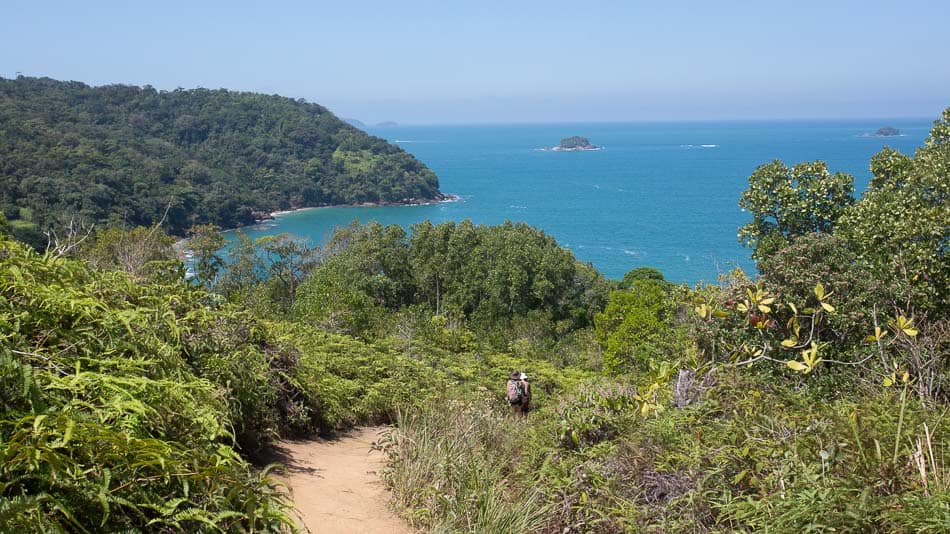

[260,193,462,221]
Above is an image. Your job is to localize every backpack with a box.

[506,378,525,405]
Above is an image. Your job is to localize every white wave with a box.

[509,205,528,209]
[623,249,639,256]
[701,144,718,148]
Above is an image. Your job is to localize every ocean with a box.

[232,119,932,285]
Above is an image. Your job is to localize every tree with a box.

[218,230,265,304]
[619,266,666,289]
[738,160,854,261]
[187,224,225,287]
[594,279,683,375]
[835,109,950,311]
[258,233,318,311]
[292,261,380,336]
[81,226,180,281]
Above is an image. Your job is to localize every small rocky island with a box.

[549,136,602,151]
[874,126,901,137]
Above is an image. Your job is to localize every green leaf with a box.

[787,360,807,372]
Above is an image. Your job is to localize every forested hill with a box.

[0,76,442,245]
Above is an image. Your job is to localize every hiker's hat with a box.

[510,370,521,379]
[520,372,528,380]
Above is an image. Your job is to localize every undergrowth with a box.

[383,369,950,533]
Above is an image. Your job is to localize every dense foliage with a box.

[292,220,611,340]
[0,76,442,247]
[738,160,854,260]
[836,110,950,310]
[3,87,947,532]
[380,109,949,533]
[0,237,298,530]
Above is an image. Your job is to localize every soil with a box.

[276,427,413,534]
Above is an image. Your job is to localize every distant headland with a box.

[376,121,399,127]
[545,136,603,151]
[344,118,367,129]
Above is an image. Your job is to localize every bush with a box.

[0,237,295,531]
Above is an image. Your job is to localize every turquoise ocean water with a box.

[233,119,931,285]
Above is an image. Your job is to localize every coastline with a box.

[175,193,460,260]
[266,193,462,220]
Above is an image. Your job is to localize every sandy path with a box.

[278,427,412,534]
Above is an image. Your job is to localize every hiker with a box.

[520,372,531,415]
[506,370,531,418]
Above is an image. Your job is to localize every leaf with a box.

[758,304,772,313]
[787,360,807,372]
[781,339,798,348]
[760,297,776,306]
[820,302,835,313]
[788,302,798,315]
[61,418,75,448]
[883,374,895,387]
[814,283,826,300]
[33,414,47,433]
[736,302,749,312]
[891,315,918,337]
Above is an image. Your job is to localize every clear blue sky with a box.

[2,0,947,123]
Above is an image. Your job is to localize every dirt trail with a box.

[278,427,412,534]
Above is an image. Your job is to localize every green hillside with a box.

[0,76,442,247]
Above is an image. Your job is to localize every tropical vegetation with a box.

[1,93,947,532]
[0,76,442,249]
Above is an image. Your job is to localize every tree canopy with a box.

[0,76,443,244]
[738,160,854,260]
[836,110,950,310]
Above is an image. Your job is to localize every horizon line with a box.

[360,115,937,127]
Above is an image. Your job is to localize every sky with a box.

[2,0,947,124]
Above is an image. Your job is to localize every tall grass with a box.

[382,395,552,533]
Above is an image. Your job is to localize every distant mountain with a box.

[344,118,367,129]
[376,121,399,127]
[0,77,443,246]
